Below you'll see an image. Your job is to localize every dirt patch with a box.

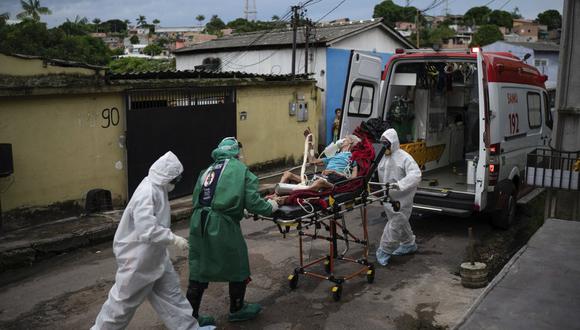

[469,193,546,280]
[394,302,447,330]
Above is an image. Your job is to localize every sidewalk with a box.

[0,196,194,273]
[456,218,580,329]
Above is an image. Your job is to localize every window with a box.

[347,83,374,117]
[543,92,553,129]
[534,59,548,67]
[527,92,542,128]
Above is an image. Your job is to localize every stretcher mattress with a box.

[272,188,364,220]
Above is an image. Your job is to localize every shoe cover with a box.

[198,315,216,327]
[228,302,262,322]
[376,248,391,266]
[392,243,417,256]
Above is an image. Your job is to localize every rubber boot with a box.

[228,281,262,322]
[186,281,216,327]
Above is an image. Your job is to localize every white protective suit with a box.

[377,129,422,255]
[92,151,202,330]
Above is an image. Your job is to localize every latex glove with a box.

[172,235,189,250]
[268,199,279,212]
[389,182,400,190]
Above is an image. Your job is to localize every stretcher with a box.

[253,142,400,301]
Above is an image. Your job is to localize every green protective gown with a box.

[189,142,273,283]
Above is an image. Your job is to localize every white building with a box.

[173,19,414,143]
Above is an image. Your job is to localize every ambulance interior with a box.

[384,60,480,193]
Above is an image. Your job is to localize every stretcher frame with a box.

[254,143,399,301]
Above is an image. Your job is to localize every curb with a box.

[0,207,193,273]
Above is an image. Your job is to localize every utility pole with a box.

[291,5,300,76]
[304,19,311,74]
[416,9,420,48]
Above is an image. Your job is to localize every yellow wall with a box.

[237,84,319,167]
[0,53,102,77]
[0,93,126,211]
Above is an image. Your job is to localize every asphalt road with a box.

[0,205,494,330]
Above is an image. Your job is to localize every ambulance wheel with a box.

[331,285,342,301]
[492,181,517,230]
[288,273,299,290]
[366,264,375,284]
[324,260,331,274]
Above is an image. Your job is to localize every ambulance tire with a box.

[492,181,517,230]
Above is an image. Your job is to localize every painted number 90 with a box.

[508,113,519,135]
[102,107,120,128]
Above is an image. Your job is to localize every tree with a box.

[464,6,492,26]
[152,18,160,25]
[92,18,101,32]
[196,15,205,26]
[271,15,280,21]
[537,9,562,30]
[143,44,163,56]
[373,0,419,28]
[16,0,52,21]
[0,12,9,25]
[130,35,139,44]
[205,14,225,34]
[136,15,147,27]
[59,15,89,36]
[488,10,513,28]
[102,19,127,34]
[471,24,503,46]
[428,25,455,46]
[511,7,522,19]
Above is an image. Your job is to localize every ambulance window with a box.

[543,92,553,129]
[527,92,542,128]
[348,83,375,117]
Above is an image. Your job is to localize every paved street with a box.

[0,204,498,330]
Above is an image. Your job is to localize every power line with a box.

[316,0,347,23]
[498,0,513,10]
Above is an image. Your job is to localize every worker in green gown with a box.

[186,137,279,326]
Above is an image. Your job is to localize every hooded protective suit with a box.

[376,129,422,264]
[92,151,203,330]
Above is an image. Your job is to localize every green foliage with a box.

[0,19,111,65]
[428,25,455,46]
[101,19,127,34]
[195,15,205,24]
[108,57,175,74]
[471,24,503,46]
[511,7,522,19]
[136,15,147,27]
[537,9,562,30]
[464,6,492,26]
[489,10,513,28]
[226,18,286,33]
[130,35,139,44]
[143,44,162,56]
[373,0,419,27]
[17,0,51,21]
[205,14,225,35]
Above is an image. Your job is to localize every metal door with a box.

[126,87,236,199]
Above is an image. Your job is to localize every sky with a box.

[0,0,564,28]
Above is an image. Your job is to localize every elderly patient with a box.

[279,135,360,192]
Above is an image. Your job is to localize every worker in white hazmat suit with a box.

[92,151,213,330]
[376,129,422,266]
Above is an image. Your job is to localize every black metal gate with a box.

[126,87,236,199]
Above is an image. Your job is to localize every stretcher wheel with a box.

[288,274,299,290]
[366,265,375,284]
[324,260,331,274]
[391,201,401,212]
[331,285,342,301]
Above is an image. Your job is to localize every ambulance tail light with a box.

[395,48,405,54]
[488,143,500,186]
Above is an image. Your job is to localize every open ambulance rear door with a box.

[340,51,383,138]
[474,50,490,211]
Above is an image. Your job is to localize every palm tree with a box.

[152,18,160,25]
[272,15,280,21]
[195,15,205,26]
[136,15,147,27]
[16,0,52,21]
[92,18,101,32]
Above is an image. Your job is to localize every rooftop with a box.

[174,19,414,54]
[503,41,560,52]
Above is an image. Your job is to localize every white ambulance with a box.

[340,48,553,228]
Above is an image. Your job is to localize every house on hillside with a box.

[173,19,415,144]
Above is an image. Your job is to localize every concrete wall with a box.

[0,54,102,77]
[0,93,126,211]
[236,83,318,167]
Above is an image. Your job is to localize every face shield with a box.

[380,136,392,155]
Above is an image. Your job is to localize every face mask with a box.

[167,183,175,192]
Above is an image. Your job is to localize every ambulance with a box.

[340,48,552,228]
